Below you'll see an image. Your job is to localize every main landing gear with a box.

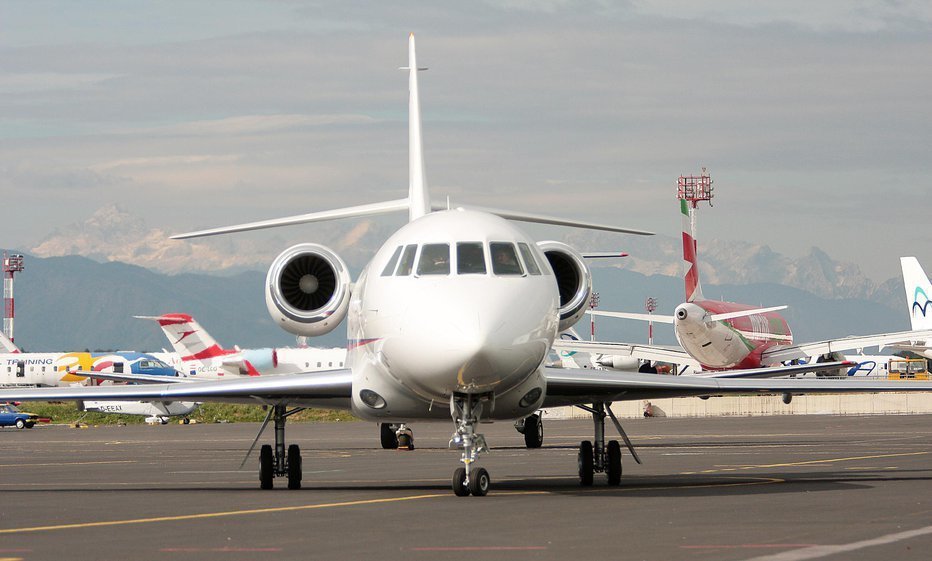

[379,423,415,450]
[449,393,491,497]
[514,412,543,448]
[575,402,641,486]
[249,404,304,490]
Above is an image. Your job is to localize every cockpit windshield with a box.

[417,244,450,275]
[382,241,538,277]
[490,242,524,275]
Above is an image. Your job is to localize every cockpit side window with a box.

[457,242,487,274]
[490,242,524,276]
[396,244,418,276]
[381,246,404,277]
[518,243,542,275]
[417,244,451,275]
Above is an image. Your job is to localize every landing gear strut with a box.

[575,402,641,486]
[380,423,415,450]
[253,404,304,490]
[449,393,491,497]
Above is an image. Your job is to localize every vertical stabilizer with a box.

[681,199,703,302]
[901,257,932,330]
[137,313,228,360]
[406,33,430,221]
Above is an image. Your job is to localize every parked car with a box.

[0,404,38,429]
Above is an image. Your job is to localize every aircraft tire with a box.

[523,414,543,448]
[287,444,302,490]
[380,423,399,449]
[578,441,594,486]
[468,467,490,497]
[452,467,469,496]
[259,444,274,490]
[607,440,622,485]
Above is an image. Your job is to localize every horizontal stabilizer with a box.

[171,198,410,239]
[588,310,676,324]
[708,305,788,322]
[763,328,932,364]
[432,203,653,235]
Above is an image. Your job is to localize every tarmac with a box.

[1,414,931,561]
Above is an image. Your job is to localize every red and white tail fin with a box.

[680,199,703,302]
[136,313,229,360]
[0,330,20,353]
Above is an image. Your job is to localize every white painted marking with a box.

[741,524,932,561]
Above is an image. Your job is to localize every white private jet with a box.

[4,36,932,497]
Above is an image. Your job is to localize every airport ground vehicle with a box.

[0,403,38,429]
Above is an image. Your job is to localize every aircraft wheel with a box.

[15,419,25,430]
[287,444,302,490]
[452,467,469,496]
[259,444,274,490]
[468,467,490,497]
[523,414,543,448]
[607,440,622,486]
[380,423,399,449]
[578,441,594,486]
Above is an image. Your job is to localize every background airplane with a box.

[564,187,932,378]
[4,36,932,500]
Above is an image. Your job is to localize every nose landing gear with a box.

[449,393,492,496]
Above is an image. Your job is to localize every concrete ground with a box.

[1,414,931,561]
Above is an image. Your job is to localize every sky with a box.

[1,0,931,282]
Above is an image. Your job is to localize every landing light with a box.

[359,389,387,409]
[519,387,542,408]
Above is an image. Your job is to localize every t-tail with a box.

[901,257,932,330]
[680,199,703,303]
[135,313,229,360]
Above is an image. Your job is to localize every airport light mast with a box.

[677,168,713,303]
[589,292,600,342]
[645,297,657,345]
[3,252,24,343]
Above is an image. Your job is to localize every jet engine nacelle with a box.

[597,355,641,372]
[537,241,592,332]
[815,352,847,377]
[266,243,351,337]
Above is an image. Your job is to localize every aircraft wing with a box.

[762,329,932,364]
[73,370,195,384]
[0,369,353,406]
[686,361,855,379]
[552,339,692,364]
[541,367,932,408]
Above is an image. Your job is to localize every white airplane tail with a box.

[169,35,652,241]
[901,257,932,330]
[136,313,227,359]
[0,330,20,353]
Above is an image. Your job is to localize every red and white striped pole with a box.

[3,253,24,343]
[589,292,600,342]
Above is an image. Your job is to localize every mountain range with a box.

[1,205,914,352]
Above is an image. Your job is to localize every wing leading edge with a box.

[542,367,932,408]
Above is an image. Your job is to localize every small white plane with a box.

[4,36,932,497]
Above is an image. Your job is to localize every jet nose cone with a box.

[383,285,554,398]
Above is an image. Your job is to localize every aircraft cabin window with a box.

[457,242,487,274]
[381,246,404,276]
[396,244,418,276]
[317,362,322,368]
[490,242,524,276]
[518,243,542,275]
[417,244,450,275]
